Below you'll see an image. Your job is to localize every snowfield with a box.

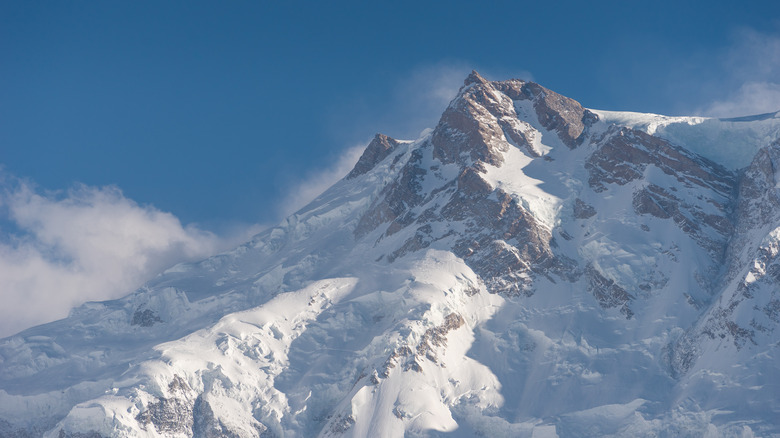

[1,73,779,437]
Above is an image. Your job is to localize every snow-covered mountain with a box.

[2,71,779,437]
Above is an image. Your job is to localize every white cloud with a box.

[698,29,780,117]
[0,63,486,338]
[276,144,365,217]
[0,177,251,338]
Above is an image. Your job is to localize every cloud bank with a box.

[0,177,246,337]
[0,61,476,337]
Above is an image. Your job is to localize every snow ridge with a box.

[1,73,779,437]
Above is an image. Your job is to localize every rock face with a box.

[1,72,779,437]
[586,126,735,260]
[346,134,401,179]
[670,140,780,379]
[354,73,735,309]
[136,376,196,435]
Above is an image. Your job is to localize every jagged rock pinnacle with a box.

[347,133,401,179]
[463,70,488,86]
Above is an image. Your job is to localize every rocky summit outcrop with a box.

[346,134,401,179]
[431,71,597,167]
[352,72,736,308]
[2,72,780,437]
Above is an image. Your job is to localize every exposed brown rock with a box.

[439,185,560,295]
[416,313,465,364]
[669,142,780,376]
[463,70,488,86]
[431,72,589,165]
[521,82,598,148]
[328,414,356,434]
[131,308,162,327]
[354,147,427,238]
[347,133,401,179]
[388,225,433,262]
[573,198,597,219]
[632,182,733,259]
[457,167,493,195]
[586,126,735,261]
[586,127,734,193]
[586,265,634,319]
[354,75,589,297]
[136,375,195,435]
[431,85,510,166]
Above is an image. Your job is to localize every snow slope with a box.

[593,109,780,170]
[1,72,779,437]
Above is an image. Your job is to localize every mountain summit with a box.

[2,73,780,437]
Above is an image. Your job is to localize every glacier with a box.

[1,71,779,437]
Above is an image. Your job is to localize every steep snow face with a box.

[1,73,779,437]
[669,141,780,424]
[593,109,780,170]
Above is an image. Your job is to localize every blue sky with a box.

[1,1,779,336]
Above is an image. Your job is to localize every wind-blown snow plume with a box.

[387,63,533,138]
[700,28,780,117]
[277,144,364,217]
[392,63,473,136]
